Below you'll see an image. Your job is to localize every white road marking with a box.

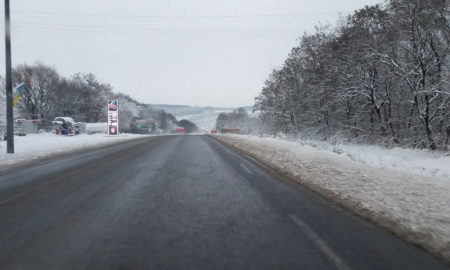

[240,163,253,174]
[290,215,353,270]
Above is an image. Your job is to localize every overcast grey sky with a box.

[1,0,383,107]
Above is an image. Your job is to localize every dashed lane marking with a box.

[290,214,353,270]
[240,163,253,174]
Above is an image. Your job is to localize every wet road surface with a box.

[0,135,448,269]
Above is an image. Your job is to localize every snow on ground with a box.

[0,133,149,168]
[213,134,450,263]
[176,107,257,132]
[280,135,450,180]
[178,109,233,132]
[85,122,108,133]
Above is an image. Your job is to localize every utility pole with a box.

[4,0,14,153]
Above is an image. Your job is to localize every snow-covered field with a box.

[176,107,257,132]
[213,134,450,263]
[0,133,148,168]
[178,109,233,132]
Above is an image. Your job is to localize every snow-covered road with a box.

[212,134,450,264]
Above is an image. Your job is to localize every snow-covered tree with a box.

[254,1,450,149]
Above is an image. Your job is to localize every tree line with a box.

[254,0,449,150]
[0,62,178,133]
[216,108,261,134]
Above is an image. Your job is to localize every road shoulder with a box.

[0,135,165,174]
[209,134,450,265]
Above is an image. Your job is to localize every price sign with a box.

[108,100,119,135]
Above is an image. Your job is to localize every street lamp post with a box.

[4,0,14,153]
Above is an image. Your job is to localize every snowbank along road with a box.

[0,135,448,269]
[211,134,450,264]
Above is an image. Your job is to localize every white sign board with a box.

[108,100,119,135]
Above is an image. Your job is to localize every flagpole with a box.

[4,0,14,153]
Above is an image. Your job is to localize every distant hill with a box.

[150,104,253,131]
[151,104,247,117]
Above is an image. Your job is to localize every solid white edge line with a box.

[289,214,353,270]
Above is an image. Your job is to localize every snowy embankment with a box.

[212,134,450,263]
[178,110,229,132]
[282,135,450,180]
[0,133,149,168]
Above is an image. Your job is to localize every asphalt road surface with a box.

[0,135,448,270]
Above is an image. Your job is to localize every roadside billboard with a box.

[108,100,119,135]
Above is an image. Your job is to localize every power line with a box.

[9,9,341,19]
[14,21,305,33]
[13,21,307,36]
[14,25,305,37]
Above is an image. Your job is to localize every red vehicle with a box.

[210,130,218,134]
[176,127,185,134]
